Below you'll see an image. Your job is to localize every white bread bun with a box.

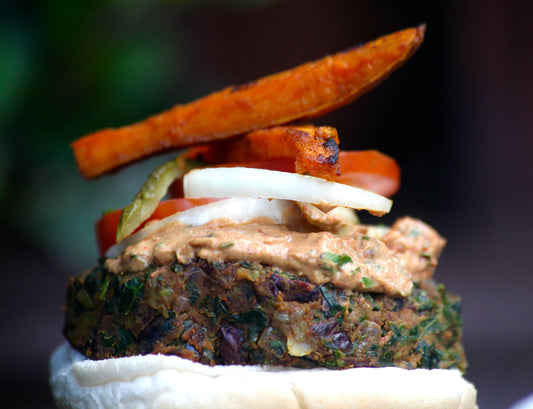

[50,343,477,409]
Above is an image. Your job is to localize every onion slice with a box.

[106,197,296,258]
[184,167,392,215]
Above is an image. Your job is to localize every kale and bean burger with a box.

[50,26,478,409]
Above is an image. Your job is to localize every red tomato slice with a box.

[96,209,122,258]
[337,151,400,197]
[95,198,217,256]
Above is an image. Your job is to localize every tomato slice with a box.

[96,209,122,258]
[95,198,217,256]
[337,151,400,197]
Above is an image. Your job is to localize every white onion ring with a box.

[183,167,392,215]
[106,197,296,258]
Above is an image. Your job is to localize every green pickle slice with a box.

[116,154,199,243]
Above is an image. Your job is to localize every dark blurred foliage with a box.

[1,1,532,408]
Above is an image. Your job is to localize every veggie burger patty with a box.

[64,217,466,371]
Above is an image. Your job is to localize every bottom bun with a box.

[50,343,477,409]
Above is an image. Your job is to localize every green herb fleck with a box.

[416,316,442,338]
[362,277,375,289]
[214,296,229,317]
[417,340,442,369]
[106,276,144,315]
[323,348,345,368]
[273,270,299,280]
[123,278,144,314]
[363,293,381,311]
[234,308,268,342]
[442,300,462,324]
[101,328,135,355]
[240,261,254,270]
[320,252,353,272]
[99,277,110,301]
[378,349,394,366]
[319,285,346,324]
[219,241,234,249]
[413,288,434,311]
[269,340,286,357]
[366,343,379,358]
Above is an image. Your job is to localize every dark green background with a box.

[1,1,532,408]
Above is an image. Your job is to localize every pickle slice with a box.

[116,154,199,243]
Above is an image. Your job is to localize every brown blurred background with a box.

[1,1,532,408]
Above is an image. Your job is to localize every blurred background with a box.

[1,0,532,407]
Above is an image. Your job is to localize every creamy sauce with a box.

[382,217,446,282]
[105,214,443,296]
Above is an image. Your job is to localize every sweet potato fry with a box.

[72,25,425,178]
[188,125,340,181]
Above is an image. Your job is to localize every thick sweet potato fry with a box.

[73,25,425,178]
[188,125,340,181]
